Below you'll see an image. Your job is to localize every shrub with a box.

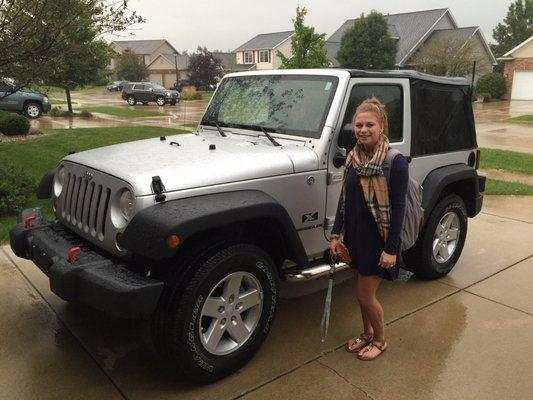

[475,73,506,100]
[0,111,30,136]
[50,106,72,117]
[181,86,203,100]
[0,164,36,216]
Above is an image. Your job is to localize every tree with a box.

[188,47,223,88]
[336,11,397,69]
[410,37,489,77]
[491,0,533,57]
[277,6,329,69]
[0,0,143,97]
[115,49,150,82]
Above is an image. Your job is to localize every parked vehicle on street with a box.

[0,80,51,118]
[107,80,127,92]
[11,69,485,382]
[121,82,180,106]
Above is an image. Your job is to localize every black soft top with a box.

[345,69,470,86]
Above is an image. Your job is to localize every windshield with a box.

[152,83,165,90]
[201,75,339,139]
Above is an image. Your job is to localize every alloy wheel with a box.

[432,211,460,263]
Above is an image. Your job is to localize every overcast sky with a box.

[104,0,513,53]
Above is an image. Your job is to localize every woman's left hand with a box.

[379,251,397,269]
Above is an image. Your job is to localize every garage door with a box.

[511,71,533,100]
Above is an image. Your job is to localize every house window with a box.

[243,51,254,64]
[259,50,270,63]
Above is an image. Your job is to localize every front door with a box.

[324,78,411,238]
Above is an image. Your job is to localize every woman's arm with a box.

[384,155,409,254]
[330,191,344,237]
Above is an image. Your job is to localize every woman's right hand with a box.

[329,238,340,257]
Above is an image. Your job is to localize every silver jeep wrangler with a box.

[10,69,485,382]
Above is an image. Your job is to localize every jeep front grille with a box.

[61,172,111,240]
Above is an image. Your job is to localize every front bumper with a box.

[9,208,163,319]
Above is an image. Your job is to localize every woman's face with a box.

[354,111,383,150]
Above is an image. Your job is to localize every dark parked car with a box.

[0,80,51,118]
[107,80,127,92]
[121,82,180,106]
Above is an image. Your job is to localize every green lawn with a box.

[80,106,168,119]
[0,126,187,244]
[485,178,533,195]
[202,91,214,100]
[479,148,533,175]
[506,115,533,123]
[50,99,77,105]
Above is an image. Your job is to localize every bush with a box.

[475,73,506,100]
[181,86,203,100]
[50,106,72,117]
[0,111,30,136]
[0,164,36,217]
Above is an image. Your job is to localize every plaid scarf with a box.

[342,135,391,242]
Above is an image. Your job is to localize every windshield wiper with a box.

[214,122,227,137]
[253,125,281,147]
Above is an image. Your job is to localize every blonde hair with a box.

[352,97,389,137]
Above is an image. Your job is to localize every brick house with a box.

[498,36,533,100]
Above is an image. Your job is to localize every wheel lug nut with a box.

[229,295,235,304]
[221,318,226,325]
[236,302,243,311]
[218,306,225,313]
[231,316,237,323]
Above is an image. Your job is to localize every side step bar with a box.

[283,261,350,282]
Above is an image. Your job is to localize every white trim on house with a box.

[243,51,254,64]
[259,50,270,63]
[502,35,533,58]
[398,8,453,66]
[473,28,498,64]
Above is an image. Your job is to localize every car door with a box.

[324,78,411,238]
[0,84,17,111]
[133,84,147,101]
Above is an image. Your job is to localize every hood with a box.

[64,132,318,196]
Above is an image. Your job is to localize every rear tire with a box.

[152,243,279,383]
[24,102,42,118]
[405,194,467,279]
[156,96,165,106]
[127,96,137,105]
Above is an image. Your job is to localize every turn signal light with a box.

[166,234,180,248]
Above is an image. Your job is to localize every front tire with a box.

[24,102,42,118]
[152,244,279,382]
[406,194,468,279]
[127,96,137,105]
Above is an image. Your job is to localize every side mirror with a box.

[338,123,355,153]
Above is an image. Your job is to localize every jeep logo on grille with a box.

[83,171,94,180]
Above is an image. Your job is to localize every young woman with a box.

[329,97,409,361]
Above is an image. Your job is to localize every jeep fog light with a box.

[54,166,66,197]
[119,189,135,221]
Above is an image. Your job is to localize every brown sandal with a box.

[345,333,373,353]
[356,340,388,361]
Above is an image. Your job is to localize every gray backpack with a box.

[382,148,424,252]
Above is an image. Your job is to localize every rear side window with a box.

[342,84,403,143]
[411,83,475,155]
[133,84,145,90]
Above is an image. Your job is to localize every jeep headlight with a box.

[119,189,135,221]
[54,166,66,197]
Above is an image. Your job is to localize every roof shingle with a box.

[234,31,294,52]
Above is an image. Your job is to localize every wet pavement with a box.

[474,100,533,154]
[1,196,533,399]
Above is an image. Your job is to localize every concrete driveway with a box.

[1,195,532,400]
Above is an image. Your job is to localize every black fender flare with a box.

[37,169,55,199]
[120,190,309,267]
[422,164,483,218]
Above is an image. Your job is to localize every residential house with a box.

[498,36,533,100]
[110,40,190,87]
[326,8,496,79]
[233,31,295,70]
[212,52,252,73]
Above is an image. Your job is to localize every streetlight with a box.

[173,52,180,89]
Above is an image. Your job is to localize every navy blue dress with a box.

[331,155,409,281]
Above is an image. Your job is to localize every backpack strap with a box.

[382,148,402,185]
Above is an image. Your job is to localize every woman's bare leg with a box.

[353,270,374,337]
[356,275,384,343]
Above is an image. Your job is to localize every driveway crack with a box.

[316,358,375,399]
